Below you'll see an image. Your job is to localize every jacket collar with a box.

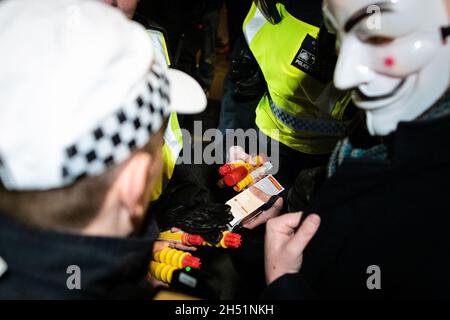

[392,109,450,168]
[0,213,159,299]
[345,92,450,168]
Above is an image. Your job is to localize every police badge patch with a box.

[291,34,318,76]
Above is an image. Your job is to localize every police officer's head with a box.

[254,0,324,26]
[324,0,450,136]
[0,0,206,237]
[102,0,139,19]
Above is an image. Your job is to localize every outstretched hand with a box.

[264,212,321,285]
[228,146,258,165]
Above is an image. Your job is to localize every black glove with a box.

[161,203,233,244]
[152,181,234,244]
[288,166,327,212]
[230,39,267,103]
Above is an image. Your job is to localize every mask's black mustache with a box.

[442,26,450,43]
[355,78,406,102]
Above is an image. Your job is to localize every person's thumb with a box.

[267,212,304,235]
[289,214,321,253]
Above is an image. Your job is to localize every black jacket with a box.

[263,110,450,300]
[0,215,159,299]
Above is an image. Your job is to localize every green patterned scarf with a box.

[328,91,450,177]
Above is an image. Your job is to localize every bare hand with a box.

[264,213,321,285]
[167,228,198,252]
[228,146,257,165]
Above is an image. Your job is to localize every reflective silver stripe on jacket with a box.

[269,98,350,136]
[164,113,183,161]
[243,6,267,44]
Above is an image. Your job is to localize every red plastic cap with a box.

[185,234,204,246]
[224,233,242,248]
[224,167,248,187]
[219,164,232,176]
[182,255,201,269]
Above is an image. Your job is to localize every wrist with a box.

[266,267,298,285]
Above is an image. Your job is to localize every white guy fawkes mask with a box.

[323,0,450,136]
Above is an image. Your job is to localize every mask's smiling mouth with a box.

[352,76,417,111]
[355,78,407,102]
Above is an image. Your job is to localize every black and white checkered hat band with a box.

[61,62,171,185]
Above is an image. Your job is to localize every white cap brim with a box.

[167,68,207,115]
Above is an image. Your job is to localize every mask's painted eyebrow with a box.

[344,2,393,32]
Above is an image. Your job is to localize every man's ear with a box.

[115,151,153,222]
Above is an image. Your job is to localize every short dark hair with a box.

[0,127,165,231]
